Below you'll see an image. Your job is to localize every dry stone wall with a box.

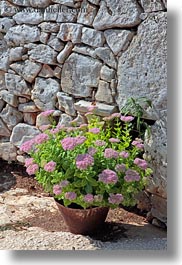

[0,0,167,225]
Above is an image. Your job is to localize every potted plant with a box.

[20,106,152,235]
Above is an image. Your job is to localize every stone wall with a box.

[0,0,167,225]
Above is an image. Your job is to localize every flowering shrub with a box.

[21,107,152,209]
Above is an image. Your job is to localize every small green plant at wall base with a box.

[20,107,152,209]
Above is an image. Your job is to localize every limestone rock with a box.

[61,53,102,97]
[0,142,17,161]
[72,44,96,58]
[29,0,52,8]
[57,92,76,116]
[0,71,6,91]
[13,11,44,25]
[36,113,52,129]
[162,0,167,9]
[38,64,54,78]
[0,99,5,111]
[0,51,10,72]
[5,73,31,97]
[18,102,40,112]
[59,113,73,126]
[74,100,117,116]
[0,90,18,107]
[0,105,23,130]
[104,29,135,55]
[54,66,62,79]
[93,0,142,30]
[23,113,37,125]
[117,13,167,120]
[0,18,15,33]
[100,65,115,82]
[4,25,40,46]
[56,6,77,22]
[0,118,11,136]
[57,41,74,64]
[94,47,117,69]
[81,27,105,47]
[77,0,98,26]
[7,0,30,6]
[28,44,58,65]
[40,32,50,44]
[88,0,100,5]
[10,61,42,83]
[9,47,27,63]
[57,23,83,43]
[150,194,167,224]
[31,77,60,110]
[0,1,17,16]
[10,123,40,148]
[47,35,65,52]
[38,22,60,33]
[52,0,75,7]
[140,0,165,12]
[71,114,87,126]
[95,80,113,103]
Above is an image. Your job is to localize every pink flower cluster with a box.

[99,169,118,184]
[95,140,106,146]
[134,158,148,170]
[26,163,39,175]
[41,110,54,116]
[20,139,34,153]
[132,139,144,150]
[108,194,123,204]
[44,161,56,172]
[34,133,49,144]
[61,136,86,151]
[120,151,129,158]
[115,164,126,172]
[89,128,100,134]
[83,194,94,203]
[76,154,94,170]
[65,192,77,200]
[88,147,97,156]
[53,184,62,195]
[120,115,134,122]
[25,158,34,167]
[109,138,120,143]
[124,169,140,182]
[60,180,69,187]
[104,148,119,159]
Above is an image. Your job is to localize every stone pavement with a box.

[0,188,167,250]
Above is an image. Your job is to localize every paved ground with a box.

[0,188,167,250]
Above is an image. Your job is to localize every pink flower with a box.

[89,128,100,134]
[60,180,69,187]
[99,169,118,184]
[111,113,121,118]
[20,139,34,153]
[115,164,126,172]
[120,151,129,158]
[76,154,94,170]
[134,158,148,170]
[61,137,77,151]
[104,148,119,159]
[95,140,106,146]
[87,105,97,112]
[34,133,49,144]
[26,163,39,175]
[25,158,34,167]
[109,138,120,143]
[108,194,123,204]
[124,169,140,182]
[84,194,94,203]
[39,125,51,131]
[41,110,54,116]
[53,185,62,195]
[132,140,144,150]
[75,136,87,145]
[65,192,77,200]
[49,128,60,134]
[88,147,97,156]
[120,115,134,122]
[44,161,56,172]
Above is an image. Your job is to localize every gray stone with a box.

[38,22,60,33]
[10,60,42,83]
[81,27,105,47]
[4,25,40,46]
[47,35,65,52]
[18,102,40,113]
[36,113,52,129]
[0,118,11,136]
[150,194,167,224]
[31,77,60,110]
[104,29,135,55]
[94,47,117,69]
[5,73,31,97]
[144,120,167,199]
[0,105,23,130]
[56,6,77,22]
[0,142,17,161]
[39,32,50,44]
[38,64,55,78]
[117,13,167,120]
[72,44,97,58]
[18,97,29,104]
[57,23,83,43]
[23,113,37,125]
[162,0,167,9]
[10,123,40,148]
[0,99,5,111]
[0,1,17,16]
[100,65,115,82]
[28,44,58,65]
[57,92,76,116]
[13,11,44,25]
[52,0,74,7]
[71,114,87,126]
[29,0,52,8]
[59,113,73,126]
[54,66,62,79]
[7,0,30,6]
[95,80,113,103]
[74,100,117,116]
[0,71,6,91]
[77,0,98,26]
[0,18,15,33]
[88,0,100,5]
[0,90,18,107]
[93,0,142,30]
[0,52,10,72]
[140,0,165,12]
[110,79,117,96]
[61,53,102,97]
[57,41,74,64]
[9,47,27,63]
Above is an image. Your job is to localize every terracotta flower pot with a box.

[55,199,109,235]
